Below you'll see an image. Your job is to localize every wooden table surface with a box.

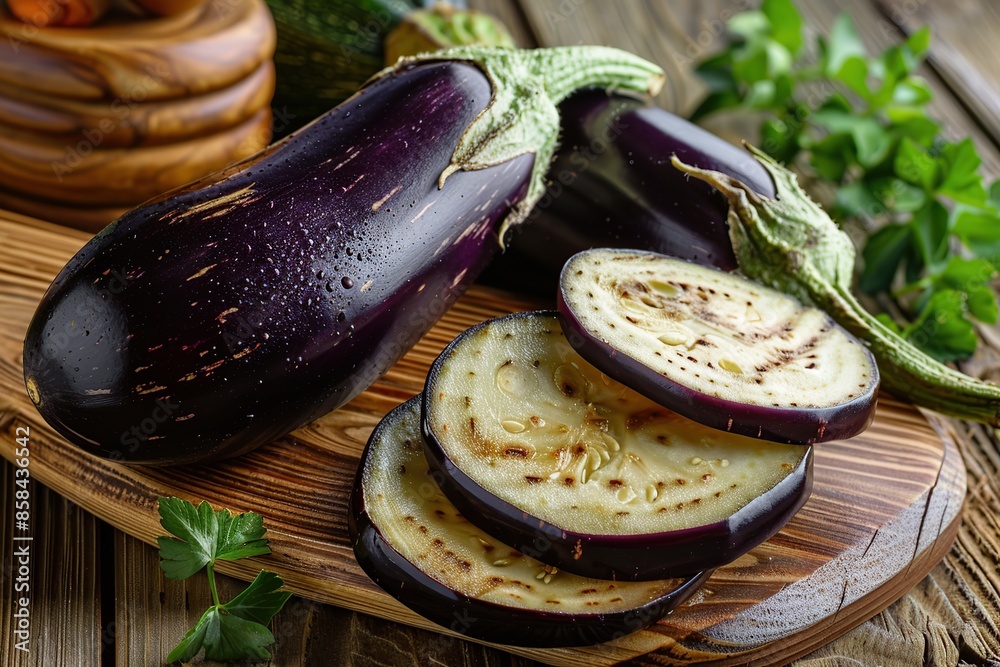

[3,0,1000,665]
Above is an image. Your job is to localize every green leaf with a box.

[166,607,213,663]
[764,40,794,78]
[224,571,293,626]
[727,10,770,41]
[937,256,995,286]
[875,312,903,333]
[989,180,1000,209]
[868,177,927,212]
[953,205,1000,266]
[891,77,933,107]
[887,114,940,146]
[894,137,937,190]
[689,89,744,122]
[810,110,889,168]
[933,257,999,324]
[810,107,855,134]
[825,14,867,78]
[852,118,892,167]
[157,497,270,581]
[903,289,978,361]
[216,511,270,562]
[761,116,801,162]
[911,200,950,269]
[746,79,777,109]
[906,26,931,57]
[169,607,276,663]
[967,284,999,324]
[836,181,881,217]
[834,56,870,99]
[732,42,771,84]
[694,51,735,91]
[937,138,988,206]
[204,612,275,661]
[808,133,853,181]
[861,223,911,293]
[762,0,804,54]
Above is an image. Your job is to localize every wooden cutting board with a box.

[0,213,965,666]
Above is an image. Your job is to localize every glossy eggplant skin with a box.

[22,61,533,465]
[349,398,712,648]
[491,90,776,291]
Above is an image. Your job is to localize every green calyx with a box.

[383,3,516,65]
[373,45,664,244]
[673,146,1000,426]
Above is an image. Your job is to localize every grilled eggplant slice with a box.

[558,250,879,444]
[421,312,812,581]
[350,397,709,647]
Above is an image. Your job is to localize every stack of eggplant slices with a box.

[349,247,880,647]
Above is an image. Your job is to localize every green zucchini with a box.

[266,0,418,136]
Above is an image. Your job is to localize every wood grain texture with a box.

[0,0,275,101]
[0,189,127,234]
[0,60,275,148]
[0,214,963,665]
[0,107,271,206]
[115,531,541,666]
[0,458,104,666]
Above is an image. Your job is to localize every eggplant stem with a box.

[370,46,664,245]
[672,148,1000,427]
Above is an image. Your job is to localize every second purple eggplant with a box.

[488,90,775,293]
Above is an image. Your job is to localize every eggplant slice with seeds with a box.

[350,397,710,647]
[421,312,812,581]
[559,249,879,444]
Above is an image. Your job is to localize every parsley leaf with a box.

[225,571,294,626]
[157,496,270,580]
[693,1,1000,361]
[157,497,289,663]
[903,290,979,361]
[166,608,275,663]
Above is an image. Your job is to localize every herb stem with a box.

[207,563,221,609]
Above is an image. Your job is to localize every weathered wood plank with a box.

[115,531,538,666]
[0,458,103,667]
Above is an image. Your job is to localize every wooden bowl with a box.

[0,61,274,147]
[0,0,275,101]
[0,107,271,205]
[0,186,127,232]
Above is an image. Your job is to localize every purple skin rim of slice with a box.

[557,250,880,445]
[348,398,712,648]
[420,311,815,582]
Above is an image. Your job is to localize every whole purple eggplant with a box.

[490,90,776,292]
[21,47,664,465]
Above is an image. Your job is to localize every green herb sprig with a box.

[693,0,1000,361]
[157,497,292,663]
